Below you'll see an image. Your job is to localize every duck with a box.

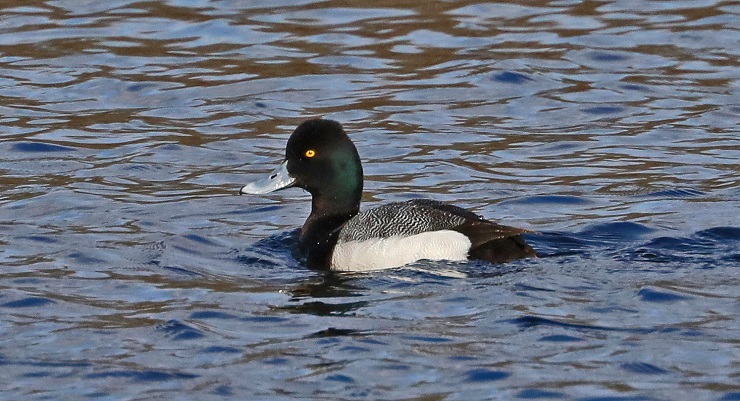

[239,119,536,271]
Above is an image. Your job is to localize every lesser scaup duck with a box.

[240,119,536,271]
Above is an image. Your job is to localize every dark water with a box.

[1,1,739,400]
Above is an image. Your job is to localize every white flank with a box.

[330,230,472,272]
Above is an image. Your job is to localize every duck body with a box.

[240,119,536,271]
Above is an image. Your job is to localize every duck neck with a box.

[313,184,361,216]
[299,186,362,270]
[303,185,361,239]
[298,147,363,269]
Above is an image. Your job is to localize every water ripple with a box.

[0,0,737,400]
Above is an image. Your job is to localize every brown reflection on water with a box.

[0,0,737,213]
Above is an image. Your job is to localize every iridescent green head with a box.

[240,119,363,212]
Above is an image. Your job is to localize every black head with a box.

[284,119,363,202]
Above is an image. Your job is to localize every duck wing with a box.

[337,199,528,246]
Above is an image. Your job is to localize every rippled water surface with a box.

[1,0,739,400]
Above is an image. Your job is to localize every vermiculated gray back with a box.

[337,199,475,242]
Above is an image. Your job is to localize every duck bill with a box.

[239,160,296,195]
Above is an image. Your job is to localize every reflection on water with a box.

[1,0,739,399]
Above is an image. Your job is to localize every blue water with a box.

[1,0,739,400]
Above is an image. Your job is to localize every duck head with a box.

[240,119,363,214]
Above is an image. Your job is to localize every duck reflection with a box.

[278,273,369,316]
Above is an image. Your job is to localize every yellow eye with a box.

[304,149,316,158]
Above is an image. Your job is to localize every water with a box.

[1,0,739,400]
